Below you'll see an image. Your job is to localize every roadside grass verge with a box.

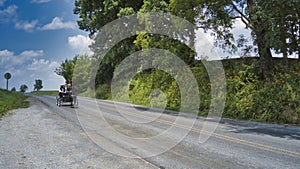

[31,90,58,96]
[0,89,29,117]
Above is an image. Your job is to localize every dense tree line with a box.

[72,0,299,80]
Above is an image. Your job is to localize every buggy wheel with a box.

[56,97,62,107]
[56,96,59,106]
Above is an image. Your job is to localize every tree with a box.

[56,54,97,96]
[34,79,43,91]
[55,56,78,84]
[74,0,299,80]
[263,0,300,67]
[74,0,143,36]
[74,0,145,87]
[169,0,300,78]
[73,0,196,88]
[72,55,97,95]
[11,87,16,92]
[20,85,28,93]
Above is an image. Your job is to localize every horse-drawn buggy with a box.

[56,94,78,107]
[56,84,78,107]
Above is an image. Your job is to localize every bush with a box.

[224,59,300,125]
[128,70,181,111]
[96,84,111,99]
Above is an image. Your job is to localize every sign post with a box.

[4,73,11,90]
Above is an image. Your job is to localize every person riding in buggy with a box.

[56,83,78,107]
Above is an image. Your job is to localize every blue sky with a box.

[0,0,93,91]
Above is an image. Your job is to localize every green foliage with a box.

[170,0,299,78]
[225,62,259,119]
[263,0,299,56]
[69,0,300,125]
[0,89,29,117]
[20,84,28,93]
[223,58,300,125]
[72,55,96,96]
[55,56,78,83]
[94,58,300,125]
[191,64,211,114]
[128,70,181,111]
[74,0,143,35]
[96,84,111,99]
[11,87,16,92]
[34,79,43,91]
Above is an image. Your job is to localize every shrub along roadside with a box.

[94,58,300,125]
[223,58,300,125]
[0,89,29,117]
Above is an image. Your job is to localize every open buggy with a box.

[56,93,78,107]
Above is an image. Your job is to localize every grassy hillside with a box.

[95,57,300,125]
[0,89,29,117]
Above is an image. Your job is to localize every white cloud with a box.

[31,0,51,3]
[233,18,247,29]
[40,17,77,30]
[231,19,252,38]
[0,5,17,22]
[68,34,94,56]
[0,49,13,57]
[27,59,49,70]
[195,29,220,60]
[0,49,14,65]
[0,5,17,15]
[15,20,38,32]
[0,49,43,69]
[20,50,43,58]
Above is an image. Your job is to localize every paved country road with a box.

[1,95,300,168]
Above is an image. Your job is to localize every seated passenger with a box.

[66,83,72,95]
[59,84,66,98]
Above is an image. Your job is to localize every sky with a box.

[0,0,93,91]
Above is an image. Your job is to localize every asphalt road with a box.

[1,95,300,168]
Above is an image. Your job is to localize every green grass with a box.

[0,89,29,117]
[31,90,58,96]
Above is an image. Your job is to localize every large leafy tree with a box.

[74,0,299,79]
[263,0,299,66]
[170,0,300,78]
[74,0,144,87]
[134,0,197,66]
[74,0,197,88]
[74,0,143,36]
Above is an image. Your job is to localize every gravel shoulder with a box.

[0,97,157,169]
